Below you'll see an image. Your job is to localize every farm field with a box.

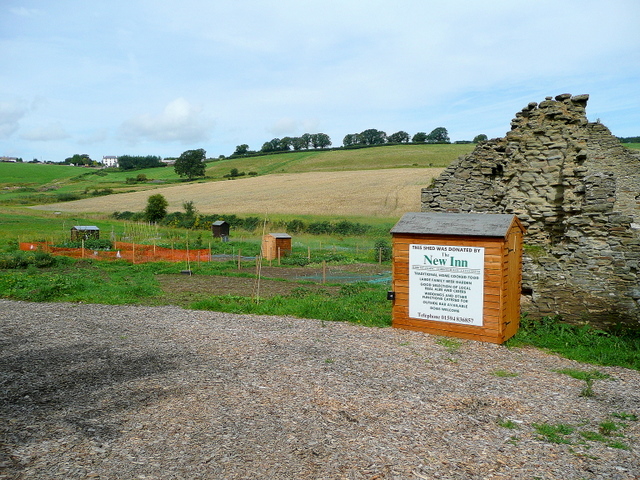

[32,167,445,217]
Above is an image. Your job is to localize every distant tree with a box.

[291,137,307,150]
[388,131,410,143]
[311,133,331,149]
[118,155,163,170]
[426,127,450,144]
[145,194,168,223]
[233,144,249,156]
[473,134,488,143]
[64,153,93,166]
[342,133,362,147]
[300,133,312,149]
[174,148,206,180]
[360,129,387,145]
[279,137,294,151]
[412,132,427,143]
[261,138,282,153]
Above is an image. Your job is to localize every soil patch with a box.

[154,263,391,306]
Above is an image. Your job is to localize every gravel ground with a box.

[1,299,639,479]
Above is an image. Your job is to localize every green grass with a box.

[507,315,640,371]
[533,423,575,444]
[191,282,391,327]
[531,413,636,449]
[212,143,473,176]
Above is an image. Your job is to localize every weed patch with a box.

[507,315,640,370]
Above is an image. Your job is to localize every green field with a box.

[0,144,473,207]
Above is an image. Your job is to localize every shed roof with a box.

[72,226,100,231]
[268,233,292,239]
[212,220,228,226]
[391,212,523,238]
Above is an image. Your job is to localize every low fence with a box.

[19,242,216,264]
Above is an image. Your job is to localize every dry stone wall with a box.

[421,94,640,327]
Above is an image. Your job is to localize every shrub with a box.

[373,239,392,262]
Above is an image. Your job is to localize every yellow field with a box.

[32,168,444,218]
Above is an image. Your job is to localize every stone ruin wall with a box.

[421,94,640,327]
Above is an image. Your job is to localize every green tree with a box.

[426,127,450,144]
[342,133,362,147]
[388,131,410,143]
[412,132,427,143]
[64,153,93,166]
[233,144,249,156]
[360,129,387,145]
[145,194,168,223]
[311,133,332,149]
[174,148,206,180]
[473,134,488,143]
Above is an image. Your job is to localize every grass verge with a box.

[507,314,640,371]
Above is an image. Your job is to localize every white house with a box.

[102,156,118,168]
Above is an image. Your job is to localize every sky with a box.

[1,0,639,163]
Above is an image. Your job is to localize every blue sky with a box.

[1,0,639,162]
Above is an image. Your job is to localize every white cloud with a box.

[20,123,70,142]
[0,101,28,139]
[9,7,42,17]
[119,98,213,145]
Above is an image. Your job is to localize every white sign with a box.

[408,244,485,326]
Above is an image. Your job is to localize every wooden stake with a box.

[322,260,326,284]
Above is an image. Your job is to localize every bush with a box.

[0,251,60,269]
[373,239,392,262]
[307,221,333,235]
[56,239,113,250]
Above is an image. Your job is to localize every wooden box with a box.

[390,212,525,344]
[262,233,292,261]
[211,220,230,239]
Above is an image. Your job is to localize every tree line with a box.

[231,127,492,157]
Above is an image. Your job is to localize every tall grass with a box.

[507,315,640,370]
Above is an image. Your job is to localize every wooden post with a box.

[237,249,242,270]
[322,260,326,284]
[81,239,85,258]
[132,242,136,264]
[277,247,281,265]
[307,246,311,260]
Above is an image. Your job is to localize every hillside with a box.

[3,144,471,217]
[32,168,445,218]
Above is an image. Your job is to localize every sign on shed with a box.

[390,212,525,344]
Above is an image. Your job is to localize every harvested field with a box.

[31,168,444,217]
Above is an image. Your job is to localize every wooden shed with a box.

[71,226,100,241]
[390,212,525,344]
[262,233,292,261]
[211,220,230,239]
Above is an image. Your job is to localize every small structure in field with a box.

[262,233,292,261]
[211,220,230,240]
[390,212,525,344]
[71,226,100,241]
